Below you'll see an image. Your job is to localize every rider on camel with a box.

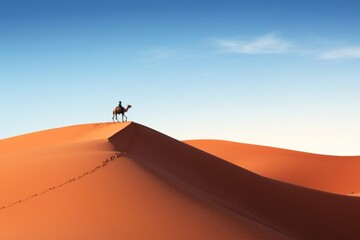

[118,101,124,113]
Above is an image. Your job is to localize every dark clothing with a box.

[118,102,124,113]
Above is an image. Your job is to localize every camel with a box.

[112,105,132,122]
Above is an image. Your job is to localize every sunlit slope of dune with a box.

[0,122,290,240]
[110,123,360,240]
[184,140,360,194]
[0,122,131,153]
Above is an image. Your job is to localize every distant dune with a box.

[1,122,360,239]
[185,140,360,195]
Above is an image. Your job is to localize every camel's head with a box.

[128,105,132,108]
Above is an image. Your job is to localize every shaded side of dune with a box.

[109,123,360,240]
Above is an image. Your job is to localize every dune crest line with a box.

[0,123,138,211]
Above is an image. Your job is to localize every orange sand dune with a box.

[0,122,290,240]
[109,123,360,239]
[184,140,360,194]
[2,123,360,239]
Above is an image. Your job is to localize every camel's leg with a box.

[112,111,118,122]
[121,114,128,122]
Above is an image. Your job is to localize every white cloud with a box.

[213,34,294,55]
[318,47,360,60]
[137,37,360,62]
[213,34,360,61]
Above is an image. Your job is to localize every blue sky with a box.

[1,0,360,155]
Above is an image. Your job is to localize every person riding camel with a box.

[113,101,132,122]
[118,101,124,113]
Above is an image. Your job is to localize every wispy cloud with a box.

[137,48,179,62]
[212,33,360,61]
[318,47,360,60]
[137,36,360,63]
[213,34,294,55]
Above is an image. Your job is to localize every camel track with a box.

[0,123,138,211]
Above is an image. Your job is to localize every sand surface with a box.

[185,140,360,194]
[1,122,360,239]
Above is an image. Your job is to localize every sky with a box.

[1,0,360,155]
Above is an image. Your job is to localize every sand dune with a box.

[184,140,360,194]
[1,122,360,239]
[0,122,288,239]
